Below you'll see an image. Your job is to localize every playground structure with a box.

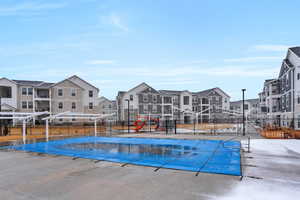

[133,115,160,132]
[258,125,300,139]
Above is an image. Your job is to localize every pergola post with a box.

[22,119,26,144]
[46,119,49,142]
[94,119,97,137]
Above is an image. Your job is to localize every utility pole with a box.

[125,99,130,133]
[242,89,246,136]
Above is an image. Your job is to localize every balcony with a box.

[34,89,50,100]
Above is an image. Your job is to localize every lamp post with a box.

[242,89,246,136]
[125,99,130,133]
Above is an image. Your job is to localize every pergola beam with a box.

[42,112,116,141]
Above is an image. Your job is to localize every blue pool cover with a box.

[5,137,241,176]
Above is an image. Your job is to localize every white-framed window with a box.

[28,88,33,95]
[143,94,148,102]
[71,88,76,96]
[297,73,300,80]
[58,102,63,109]
[22,88,27,95]
[130,95,133,101]
[298,96,300,104]
[28,101,33,109]
[89,102,93,109]
[58,89,63,96]
[72,102,76,109]
[89,90,93,97]
[22,101,27,109]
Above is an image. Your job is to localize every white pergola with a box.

[42,112,116,141]
[0,112,49,143]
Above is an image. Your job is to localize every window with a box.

[72,118,76,122]
[130,95,133,101]
[109,104,112,109]
[22,88,27,95]
[58,89,63,96]
[298,96,300,104]
[89,90,93,97]
[143,94,148,102]
[163,96,172,104]
[224,98,227,103]
[183,96,189,105]
[28,88,33,95]
[298,73,300,80]
[22,101,27,109]
[244,104,249,110]
[28,101,33,109]
[72,102,76,109]
[58,102,63,109]
[89,102,93,109]
[71,89,76,96]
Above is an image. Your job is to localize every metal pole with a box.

[46,119,49,142]
[0,97,2,136]
[22,119,26,144]
[174,119,177,134]
[126,99,130,133]
[94,119,97,137]
[242,89,246,136]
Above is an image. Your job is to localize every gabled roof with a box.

[0,77,17,85]
[98,96,112,103]
[67,75,99,91]
[12,79,54,88]
[195,87,230,98]
[290,46,300,58]
[127,82,159,94]
[50,78,84,90]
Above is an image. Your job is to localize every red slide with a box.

[133,120,146,132]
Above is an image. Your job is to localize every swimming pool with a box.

[5,137,241,176]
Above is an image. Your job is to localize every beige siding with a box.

[51,80,84,119]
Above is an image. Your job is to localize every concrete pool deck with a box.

[0,136,299,200]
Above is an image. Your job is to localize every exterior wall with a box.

[51,80,84,119]
[18,85,34,112]
[0,78,18,110]
[68,76,99,111]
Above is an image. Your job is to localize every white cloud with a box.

[0,1,67,16]
[252,45,291,52]
[86,60,116,65]
[224,56,282,63]
[101,13,129,32]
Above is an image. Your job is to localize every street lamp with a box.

[242,89,246,136]
[125,99,130,133]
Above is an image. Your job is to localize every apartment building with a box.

[230,99,259,119]
[98,97,117,120]
[116,82,230,123]
[258,46,300,129]
[0,75,100,122]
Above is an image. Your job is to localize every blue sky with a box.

[0,0,300,100]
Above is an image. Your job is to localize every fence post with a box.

[174,120,177,134]
[165,120,168,135]
[193,118,196,135]
[248,136,250,153]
